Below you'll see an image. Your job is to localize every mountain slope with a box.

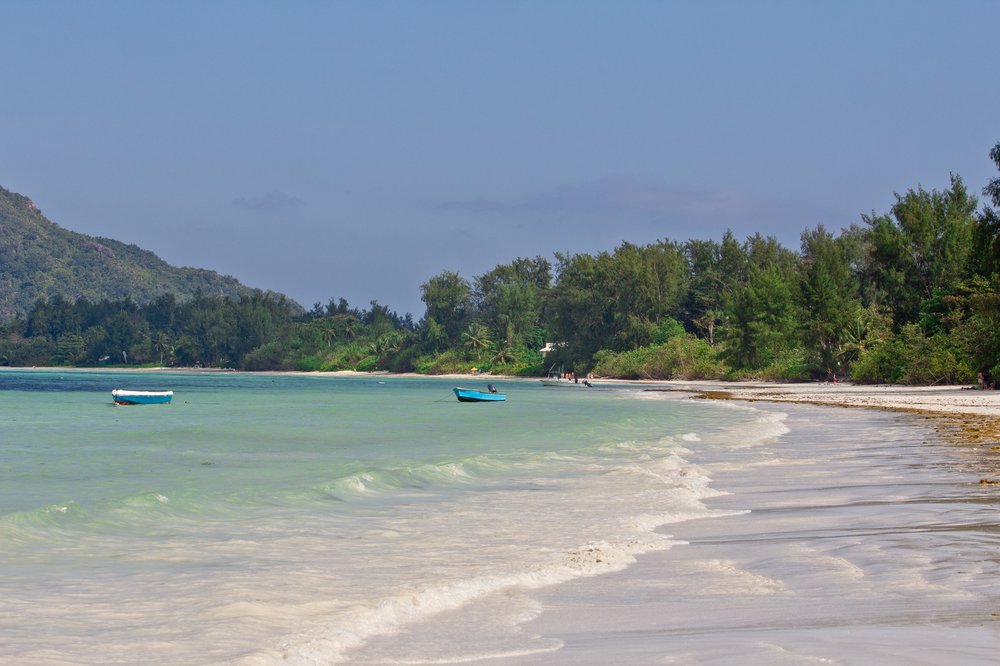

[0,186,271,320]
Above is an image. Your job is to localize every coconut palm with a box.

[152,332,173,366]
[370,332,403,358]
[462,322,492,360]
[491,339,515,365]
[321,325,336,347]
[839,303,891,366]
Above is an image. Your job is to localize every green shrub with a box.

[901,335,973,385]
[727,347,811,381]
[355,355,380,372]
[386,345,420,373]
[849,338,906,383]
[241,340,290,370]
[592,335,727,380]
[652,317,686,344]
[295,355,324,372]
[318,342,369,371]
[850,325,975,385]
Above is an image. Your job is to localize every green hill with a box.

[0,185,281,320]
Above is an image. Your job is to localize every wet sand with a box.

[519,399,1000,664]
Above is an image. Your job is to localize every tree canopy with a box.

[5,141,1000,385]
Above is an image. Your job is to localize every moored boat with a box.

[112,389,173,405]
[453,386,505,402]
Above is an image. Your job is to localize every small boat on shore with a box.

[453,386,506,402]
[112,389,173,405]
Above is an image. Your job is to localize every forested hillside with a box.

[3,142,1000,385]
[0,186,263,320]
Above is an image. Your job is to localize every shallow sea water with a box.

[0,370,752,664]
[1,370,998,664]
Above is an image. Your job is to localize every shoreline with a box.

[645,380,1000,479]
[518,399,1000,664]
[5,366,999,469]
[671,380,1000,456]
[10,365,1000,415]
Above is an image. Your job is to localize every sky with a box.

[2,0,998,317]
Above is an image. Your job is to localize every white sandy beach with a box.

[647,380,1000,462]
[682,380,1000,416]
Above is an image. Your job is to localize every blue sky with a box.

[2,0,998,316]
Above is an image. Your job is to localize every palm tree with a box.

[152,332,174,367]
[321,325,336,347]
[462,323,492,360]
[839,303,891,367]
[491,339,515,365]
[343,319,357,341]
[693,308,722,345]
[370,333,403,359]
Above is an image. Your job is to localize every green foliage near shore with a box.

[591,331,728,380]
[3,142,1000,385]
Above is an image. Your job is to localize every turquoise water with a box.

[0,369,770,664]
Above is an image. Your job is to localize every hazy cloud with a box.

[438,177,815,226]
[234,190,302,211]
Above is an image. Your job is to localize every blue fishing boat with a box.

[453,386,505,402]
[112,389,173,405]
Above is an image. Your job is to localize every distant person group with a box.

[965,372,997,390]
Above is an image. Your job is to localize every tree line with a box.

[3,142,1000,385]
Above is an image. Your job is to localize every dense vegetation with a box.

[0,186,263,320]
[3,142,1000,385]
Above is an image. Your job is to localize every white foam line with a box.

[381,642,565,664]
[258,396,782,664]
[264,538,679,665]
